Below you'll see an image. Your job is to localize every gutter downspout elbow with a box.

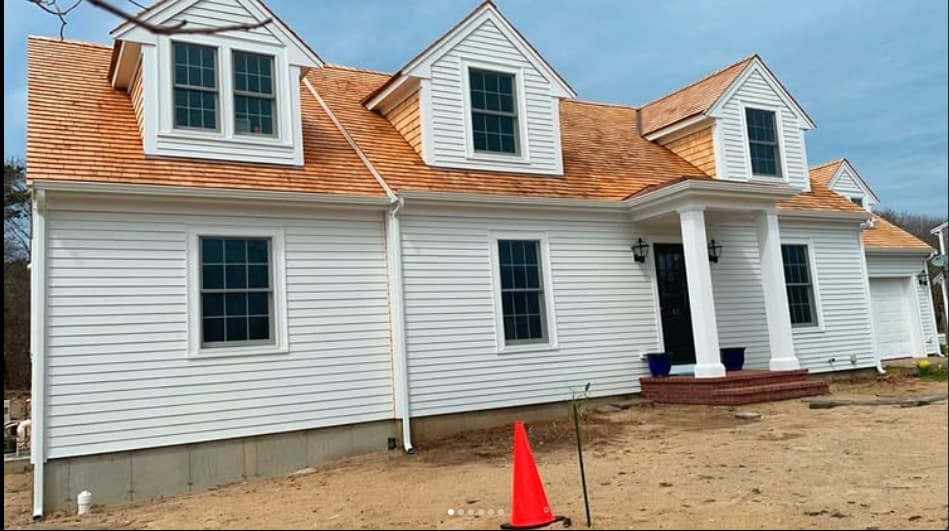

[386,196,414,453]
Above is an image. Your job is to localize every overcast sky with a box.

[4,0,947,217]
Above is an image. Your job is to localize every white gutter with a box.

[303,76,415,451]
[776,209,872,223]
[624,178,800,209]
[864,247,935,256]
[33,180,390,207]
[30,189,48,519]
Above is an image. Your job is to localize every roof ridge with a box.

[566,98,637,110]
[28,35,111,49]
[325,63,392,76]
[808,158,846,171]
[639,54,758,110]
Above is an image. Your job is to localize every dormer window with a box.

[745,108,782,177]
[233,51,276,136]
[850,196,864,208]
[469,69,518,155]
[173,43,219,130]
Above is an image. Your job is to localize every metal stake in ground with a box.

[571,383,592,528]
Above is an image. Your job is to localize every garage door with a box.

[869,278,917,359]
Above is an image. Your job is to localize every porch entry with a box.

[654,243,697,366]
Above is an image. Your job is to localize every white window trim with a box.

[781,238,825,332]
[460,58,532,165]
[158,34,293,148]
[186,225,289,358]
[739,101,790,183]
[488,231,558,354]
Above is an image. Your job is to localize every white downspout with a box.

[30,188,48,519]
[386,197,413,452]
[939,229,949,355]
[303,77,413,450]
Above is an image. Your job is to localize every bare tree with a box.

[27,0,272,39]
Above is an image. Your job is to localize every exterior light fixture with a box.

[707,239,723,263]
[918,270,929,286]
[631,238,650,263]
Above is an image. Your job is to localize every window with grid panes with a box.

[497,240,547,343]
[469,69,518,154]
[200,237,273,346]
[781,244,818,326]
[173,43,218,130]
[233,51,276,136]
[745,108,782,177]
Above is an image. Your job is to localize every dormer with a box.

[364,1,576,176]
[109,0,322,166]
[641,56,816,191]
[809,158,879,212]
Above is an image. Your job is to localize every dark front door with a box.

[654,244,696,365]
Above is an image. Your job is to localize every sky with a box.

[4,0,947,217]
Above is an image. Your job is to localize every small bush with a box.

[916,359,948,382]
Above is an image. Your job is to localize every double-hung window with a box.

[233,51,276,136]
[469,69,518,155]
[781,244,818,327]
[200,237,273,346]
[497,239,547,344]
[745,108,781,177]
[173,43,218,130]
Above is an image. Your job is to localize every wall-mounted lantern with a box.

[918,270,930,286]
[631,238,650,263]
[707,239,723,263]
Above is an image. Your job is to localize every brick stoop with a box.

[640,370,829,405]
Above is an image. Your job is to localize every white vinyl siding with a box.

[43,195,393,459]
[426,19,563,175]
[866,254,940,354]
[708,219,876,372]
[715,69,809,189]
[399,207,659,416]
[167,0,282,46]
[828,165,875,209]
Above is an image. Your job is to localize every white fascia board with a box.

[398,190,626,211]
[828,160,880,203]
[644,115,714,143]
[112,0,322,68]
[864,247,935,256]
[707,58,816,130]
[778,209,873,223]
[401,4,575,99]
[32,180,390,207]
[625,179,799,208]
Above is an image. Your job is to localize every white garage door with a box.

[869,278,918,360]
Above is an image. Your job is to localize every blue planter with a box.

[720,347,745,371]
[646,352,672,377]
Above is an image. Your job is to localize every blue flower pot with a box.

[720,347,745,371]
[646,352,672,377]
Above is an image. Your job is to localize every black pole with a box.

[572,400,591,528]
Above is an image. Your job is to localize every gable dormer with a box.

[810,158,879,211]
[365,1,576,176]
[642,56,816,191]
[109,0,322,166]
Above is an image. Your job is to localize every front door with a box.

[654,244,696,365]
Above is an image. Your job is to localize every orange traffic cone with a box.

[500,421,571,529]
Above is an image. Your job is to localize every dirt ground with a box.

[5,376,948,530]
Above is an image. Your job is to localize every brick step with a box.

[640,369,809,386]
[708,380,829,405]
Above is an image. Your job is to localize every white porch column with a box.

[755,210,801,371]
[678,207,726,378]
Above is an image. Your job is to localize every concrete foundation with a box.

[43,420,397,513]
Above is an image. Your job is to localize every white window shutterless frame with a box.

[186,226,288,358]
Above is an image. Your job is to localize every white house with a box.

[25,0,939,515]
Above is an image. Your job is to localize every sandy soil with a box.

[5,376,948,530]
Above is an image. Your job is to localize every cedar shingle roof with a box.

[808,158,845,185]
[638,56,755,135]
[26,36,868,215]
[310,66,708,200]
[863,216,934,251]
[26,37,384,197]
